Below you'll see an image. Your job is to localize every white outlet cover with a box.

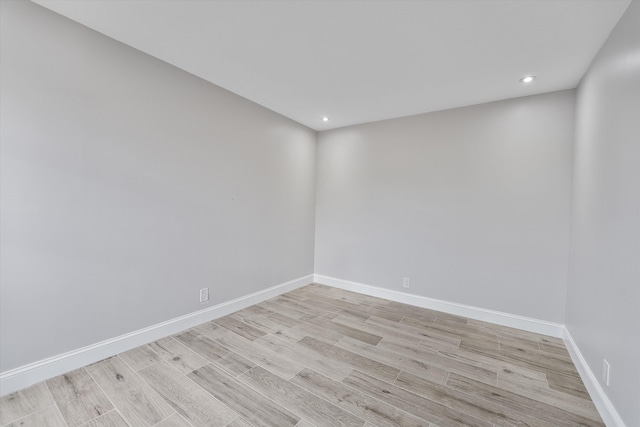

[602,359,610,386]
[200,288,209,303]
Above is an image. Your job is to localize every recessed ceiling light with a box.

[520,75,536,84]
[322,116,329,122]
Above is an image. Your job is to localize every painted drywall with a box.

[315,91,575,323]
[0,0,316,372]
[566,1,640,425]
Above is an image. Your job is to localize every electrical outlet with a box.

[403,277,410,288]
[200,288,209,303]
[602,359,610,386]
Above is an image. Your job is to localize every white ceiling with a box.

[32,0,630,131]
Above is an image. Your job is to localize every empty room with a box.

[1,0,638,426]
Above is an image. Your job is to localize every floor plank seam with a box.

[83,365,121,425]
[234,365,310,425]
[45,382,68,427]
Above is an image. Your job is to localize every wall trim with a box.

[563,327,627,427]
[313,274,564,338]
[0,274,313,396]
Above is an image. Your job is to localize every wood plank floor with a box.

[0,284,604,427]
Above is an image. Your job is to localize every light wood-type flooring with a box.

[0,284,604,427]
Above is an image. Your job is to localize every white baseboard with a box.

[313,274,564,338]
[0,274,313,396]
[563,328,627,427]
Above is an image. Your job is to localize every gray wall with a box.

[315,91,575,323]
[0,0,316,372]
[567,1,640,425]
